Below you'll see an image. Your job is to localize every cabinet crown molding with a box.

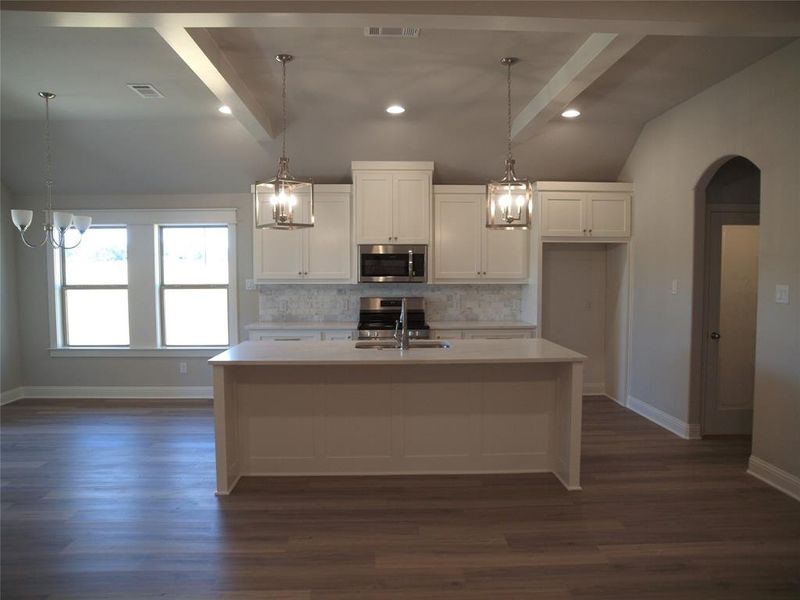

[535,181,633,193]
[352,161,434,171]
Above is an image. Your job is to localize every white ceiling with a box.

[0,15,795,196]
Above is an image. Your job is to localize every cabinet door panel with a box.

[434,194,482,280]
[587,193,630,237]
[254,227,304,280]
[306,193,351,280]
[540,192,586,237]
[355,172,394,243]
[483,227,529,281]
[393,172,431,244]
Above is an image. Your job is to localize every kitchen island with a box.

[209,338,585,494]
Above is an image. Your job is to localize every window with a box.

[62,227,130,346]
[48,209,238,355]
[159,226,229,346]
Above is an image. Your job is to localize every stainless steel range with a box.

[357,297,431,340]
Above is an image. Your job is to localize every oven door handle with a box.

[408,249,414,278]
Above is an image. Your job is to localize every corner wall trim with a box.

[0,387,26,406]
[0,386,213,403]
[626,395,701,440]
[747,455,800,502]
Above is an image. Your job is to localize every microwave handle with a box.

[408,249,414,277]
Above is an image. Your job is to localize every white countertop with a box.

[428,321,536,330]
[245,321,536,331]
[209,338,584,366]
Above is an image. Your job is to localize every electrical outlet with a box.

[775,284,790,304]
[179,362,188,374]
[245,278,256,291]
[671,279,678,295]
[279,299,289,312]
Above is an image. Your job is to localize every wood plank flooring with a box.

[2,396,798,599]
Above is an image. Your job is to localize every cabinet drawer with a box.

[322,331,354,341]
[250,331,322,342]
[463,329,533,340]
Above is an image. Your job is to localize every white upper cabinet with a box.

[353,162,433,244]
[433,186,528,283]
[537,182,632,240]
[254,185,352,283]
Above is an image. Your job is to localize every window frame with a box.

[60,225,130,347]
[47,208,238,357]
[158,224,231,348]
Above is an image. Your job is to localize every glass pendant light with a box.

[10,92,92,248]
[253,54,314,229]
[486,57,532,230]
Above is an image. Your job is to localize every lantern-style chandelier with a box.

[10,92,92,248]
[253,54,314,229]
[486,57,532,229]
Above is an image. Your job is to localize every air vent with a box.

[364,26,419,38]
[126,83,164,99]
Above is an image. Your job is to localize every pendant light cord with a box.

[44,94,53,211]
[506,60,512,163]
[281,58,287,159]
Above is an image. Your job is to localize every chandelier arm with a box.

[19,228,50,248]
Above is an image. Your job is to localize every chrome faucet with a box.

[394,297,410,350]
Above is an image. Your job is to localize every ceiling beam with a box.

[511,33,643,143]
[3,3,799,36]
[156,25,275,143]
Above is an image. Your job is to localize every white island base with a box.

[209,338,585,495]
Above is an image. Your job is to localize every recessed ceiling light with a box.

[218,105,232,115]
[386,105,405,115]
[561,108,581,119]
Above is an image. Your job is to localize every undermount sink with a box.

[354,340,451,350]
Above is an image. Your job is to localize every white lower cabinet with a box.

[431,328,535,340]
[434,186,528,283]
[254,185,352,283]
[249,329,355,342]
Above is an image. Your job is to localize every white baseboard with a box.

[0,387,25,406]
[0,386,212,403]
[747,456,800,502]
[582,382,605,396]
[626,395,701,440]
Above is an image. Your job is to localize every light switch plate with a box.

[775,284,790,304]
[671,279,678,295]
[245,278,256,291]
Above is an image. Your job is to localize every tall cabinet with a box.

[433,185,529,283]
[352,161,433,244]
[533,181,633,402]
[253,184,352,283]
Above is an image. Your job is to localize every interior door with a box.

[434,193,482,280]
[305,192,351,281]
[392,172,430,244]
[703,210,759,435]
[540,192,586,237]
[355,172,394,243]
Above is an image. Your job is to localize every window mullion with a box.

[126,224,158,349]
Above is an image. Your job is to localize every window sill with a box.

[49,347,227,358]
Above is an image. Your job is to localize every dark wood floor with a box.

[2,396,798,599]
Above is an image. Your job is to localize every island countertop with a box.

[209,338,585,366]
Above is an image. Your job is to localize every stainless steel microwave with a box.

[358,244,427,283]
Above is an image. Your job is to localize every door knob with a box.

[710,331,721,340]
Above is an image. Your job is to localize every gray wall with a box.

[620,41,800,479]
[10,192,258,388]
[1,183,23,393]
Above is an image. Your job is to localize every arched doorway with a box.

[694,156,761,437]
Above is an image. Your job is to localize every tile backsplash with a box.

[257,284,525,322]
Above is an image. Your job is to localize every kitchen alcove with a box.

[539,242,630,403]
